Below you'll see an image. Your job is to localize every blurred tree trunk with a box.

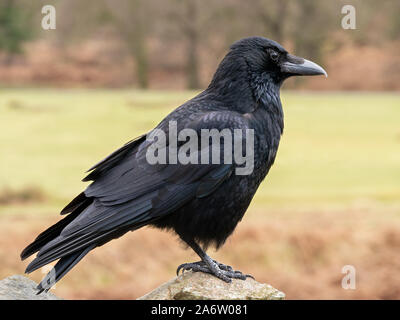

[270,0,288,44]
[184,0,200,89]
[0,0,34,64]
[292,0,319,59]
[256,0,289,44]
[104,0,149,89]
[290,0,336,63]
[127,26,148,89]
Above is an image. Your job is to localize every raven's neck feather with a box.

[250,72,284,134]
[205,54,256,113]
[205,54,284,133]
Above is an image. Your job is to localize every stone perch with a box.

[138,271,285,300]
[0,275,60,300]
[0,273,284,300]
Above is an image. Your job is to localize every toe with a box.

[217,273,232,283]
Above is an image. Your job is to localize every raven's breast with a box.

[153,122,282,249]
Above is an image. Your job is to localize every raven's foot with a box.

[176,260,254,283]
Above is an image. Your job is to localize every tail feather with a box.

[26,195,154,274]
[25,229,110,274]
[60,192,91,215]
[21,211,80,261]
[20,197,92,260]
[36,244,95,294]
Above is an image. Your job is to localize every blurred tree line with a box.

[0,0,34,63]
[0,0,399,89]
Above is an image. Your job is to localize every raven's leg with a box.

[177,239,254,283]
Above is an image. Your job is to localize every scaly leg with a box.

[176,239,254,283]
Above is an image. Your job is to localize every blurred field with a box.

[0,88,400,299]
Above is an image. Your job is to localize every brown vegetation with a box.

[1,39,399,91]
[2,207,400,299]
[0,187,45,205]
[0,0,399,91]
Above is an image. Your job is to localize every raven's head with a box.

[232,36,327,81]
[208,36,327,95]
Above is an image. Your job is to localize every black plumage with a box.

[21,37,327,293]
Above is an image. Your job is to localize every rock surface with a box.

[0,275,60,300]
[0,273,285,300]
[138,271,285,300]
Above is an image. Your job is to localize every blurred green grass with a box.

[0,88,399,215]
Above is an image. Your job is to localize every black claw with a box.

[177,261,209,276]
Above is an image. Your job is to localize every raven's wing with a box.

[60,134,146,215]
[24,110,250,283]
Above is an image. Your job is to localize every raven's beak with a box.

[281,54,327,77]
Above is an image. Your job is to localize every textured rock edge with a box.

[0,275,61,300]
[138,271,285,300]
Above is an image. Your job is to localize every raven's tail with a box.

[36,244,95,294]
[20,193,92,260]
[20,192,93,293]
[21,211,79,261]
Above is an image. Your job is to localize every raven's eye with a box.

[269,50,279,62]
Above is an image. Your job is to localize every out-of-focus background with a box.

[0,0,399,299]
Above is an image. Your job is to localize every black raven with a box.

[21,37,326,293]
